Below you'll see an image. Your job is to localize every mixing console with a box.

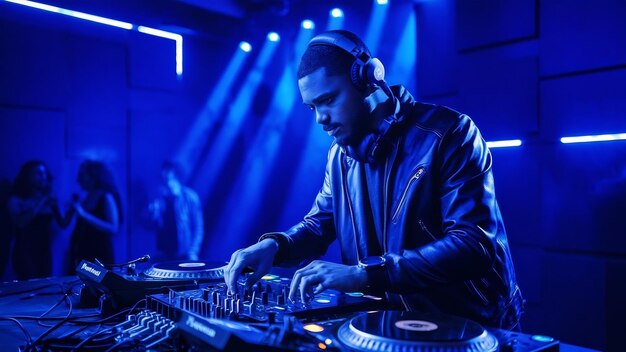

[146,273,386,324]
[70,260,559,351]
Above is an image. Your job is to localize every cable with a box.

[70,299,147,351]
[0,279,79,298]
[37,293,71,327]
[0,316,33,346]
[25,293,73,352]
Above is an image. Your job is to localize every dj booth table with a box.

[0,274,599,352]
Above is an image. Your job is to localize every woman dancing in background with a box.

[7,160,69,280]
[68,160,122,272]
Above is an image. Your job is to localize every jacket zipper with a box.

[341,156,361,260]
[382,158,390,254]
[391,166,425,224]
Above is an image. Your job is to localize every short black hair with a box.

[161,160,181,177]
[297,30,370,82]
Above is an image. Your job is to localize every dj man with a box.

[224,30,523,330]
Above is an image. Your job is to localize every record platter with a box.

[335,310,499,352]
[142,260,226,280]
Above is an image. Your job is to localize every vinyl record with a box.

[337,311,498,352]
[142,260,226,280]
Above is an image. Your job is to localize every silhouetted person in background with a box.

[68,160,121,271]
[147,161,204,262]
[7,161,70,280]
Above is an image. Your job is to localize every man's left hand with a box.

[288,260,368,303]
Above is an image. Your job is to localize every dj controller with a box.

[74,259,560,352]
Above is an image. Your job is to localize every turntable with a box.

[75,259,226,312]
[142,260,226,280]
[335,310,499,352]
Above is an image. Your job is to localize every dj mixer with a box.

[72,259,560,351]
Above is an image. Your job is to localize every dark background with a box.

[1,0,624,350]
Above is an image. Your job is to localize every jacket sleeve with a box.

[380,114,500,291]
[262,148,338,267]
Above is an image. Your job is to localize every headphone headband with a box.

[307,31,385,88]
[308,33,371,64]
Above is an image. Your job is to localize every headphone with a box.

[307,31,400,163]
[307,31,386,90]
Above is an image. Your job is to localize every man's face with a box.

[161,170,181,196]
[298,67,370,147]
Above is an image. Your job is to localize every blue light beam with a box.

[194,36,281,199]
[388,8,416,86]
[210,25,315,245]
[210,65,298,244]
[364,0,390,53]
[175,45,251,174]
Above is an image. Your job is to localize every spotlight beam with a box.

[364,0,390,53]
[208,27,314,247]
[194,37,280,199]
[176,46,251,176]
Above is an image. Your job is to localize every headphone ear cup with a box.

[364,57,385,86]
[350,61,365,89]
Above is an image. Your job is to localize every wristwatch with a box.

[358,256,387,270]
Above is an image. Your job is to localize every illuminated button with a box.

[261,274,279,280]
[314,298,331,304]
[303,324,325,333]
[317,342,327,350]
[531,335,554,343]
[346,292,364,297]
[324,338,332,345]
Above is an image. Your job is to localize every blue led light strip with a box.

[137,26,183,76]
[5,0,183,77]
[486,139,522,148]
[560,133,626,144]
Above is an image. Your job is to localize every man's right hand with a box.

[224,239,278,294]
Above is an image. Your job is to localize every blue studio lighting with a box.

[301,19,315,29]
[330,8,344,18]
[365,0,390,53]
[239,41,252,52]
[194,36,280,200]
[327,7,345,30]
[268,32,280,42]
[486,139,523,148]
[5,0,183,77]
[137,26,183,76]
[5,0,133,29]
[175,43,252,169]
[560,133,626,144]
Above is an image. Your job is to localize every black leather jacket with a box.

[267,85,523,329]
